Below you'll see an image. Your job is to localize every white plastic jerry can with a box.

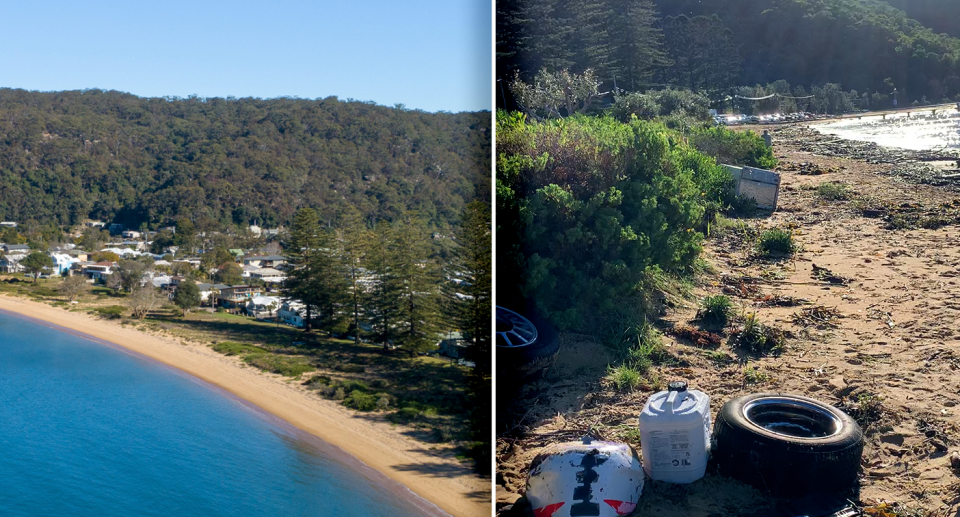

[638,381,710,484]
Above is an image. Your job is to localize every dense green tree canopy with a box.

[0,90,491,230]
[499,0,960,106]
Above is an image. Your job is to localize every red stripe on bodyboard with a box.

[533,502,565,517]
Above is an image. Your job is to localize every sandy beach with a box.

[0,295,490,517]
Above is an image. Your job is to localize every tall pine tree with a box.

[387,214,443,356]
[366,220,398,349]
[443,201,492,373]
[335,207,369,345]
[283,208,349,333]
[283,208,323,332]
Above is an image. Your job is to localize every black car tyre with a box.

[496,306,559,381]
[712,393,864,497]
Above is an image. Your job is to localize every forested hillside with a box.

[882,0,960,39]
[498,0,960,105]
[0,89,491,230]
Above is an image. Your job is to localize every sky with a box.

[0,0,492,113]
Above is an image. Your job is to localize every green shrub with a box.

[700,295,733,326]
[758,228,796,255]
[212,341,267,356]
[339,379,370,393]
[743,365,770,385]
[607,364,643,391]
[96,305,126,319]
[304,375,331,388]
[343,390,378,411]
[689,126,777,169]
[610,89,712,122]
[737,313,786,356]
[497,112,732,330]
[817,182,851,201]
[243,353,314,377]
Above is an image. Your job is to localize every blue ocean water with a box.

[0,310,437,517]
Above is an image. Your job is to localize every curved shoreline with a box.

[0,295,489,517]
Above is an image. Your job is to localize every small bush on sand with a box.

[737,313,786,356]
[758,228,796,256]
[243,353,314,377]
[343,390,378,411]
[607,364,643,391]
[743,365,770,385]
[96,305,126,319]
[700,295,733,326]
[817,182,851,201]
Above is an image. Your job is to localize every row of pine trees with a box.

[280,202,491,373]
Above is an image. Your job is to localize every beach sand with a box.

[0,295,490,517]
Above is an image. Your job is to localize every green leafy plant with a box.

[758,228,796,256]
[700,295,733,326]
[737,312,786,355]
[743,365,770,384]
[607,364,643,391]
[816,182,851,201]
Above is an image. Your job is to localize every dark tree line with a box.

[498,0,960,108]
[0,89,491,231]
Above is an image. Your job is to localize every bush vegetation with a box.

[243,353,314,377]
[737,313,786,356]
[212,341,267,356]
[817,182,851,201]
[497,111,735,330]
[758,228,796,256]
[95,305,126,319]
[700,295,733,326]
[688,126,777,170]
[610,89,712,123]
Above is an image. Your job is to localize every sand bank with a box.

[0,295,489,517]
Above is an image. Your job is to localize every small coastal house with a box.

[216,285,264,309]
[278,301,306,328]
[68,250,91,262]
[82,261,115,281]
[193,283,229,305]
[242,255,287,268]
[247,267,285,284]
[49,252,80,276]
[0,253,25,273]
[245,295,282,319]
[0,222,17,228]
[108,223,123,234]
[3,244,30,254]
[121,230,142,240]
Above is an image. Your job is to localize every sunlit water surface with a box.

[0,310,439,517]
[815,109,960,151]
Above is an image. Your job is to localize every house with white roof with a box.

[247,267,285,283]
[0,253,26,273]
[245,295,282,319]
[49,252,80,276]
[278,300,306,328]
